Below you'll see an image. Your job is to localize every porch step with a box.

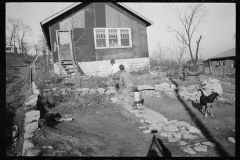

[60,59,77,75]
[61,61,74,65]
[65,68,77,73]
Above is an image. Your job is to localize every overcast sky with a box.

[6,2,235,59]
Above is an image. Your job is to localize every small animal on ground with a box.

[198,89,219,117]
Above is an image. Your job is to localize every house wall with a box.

[204,59,235,75]
[95,3,149,61]
[49,2,150,75]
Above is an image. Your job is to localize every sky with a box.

[6,2,235,59]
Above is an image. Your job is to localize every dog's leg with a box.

[210,103,214,117]
[204,104,208,117]
[201,105,205,113]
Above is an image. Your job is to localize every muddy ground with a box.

[6,67,235,157]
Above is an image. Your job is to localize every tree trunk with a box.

[208,59,212,75]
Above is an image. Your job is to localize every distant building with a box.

[203,48,235,75]
[6,45,18,54]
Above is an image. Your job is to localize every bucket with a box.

[134,91,142,103]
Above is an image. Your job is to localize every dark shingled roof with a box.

[205,48,235,61]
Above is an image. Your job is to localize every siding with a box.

[204,59,235,75]
[94,3,149,61]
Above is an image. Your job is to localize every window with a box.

[220,60,225,66]
[94,28,132,49]
[95,29,106,48]
[231,61,235,68]
[108,29,118,47]
[120,29,130,47]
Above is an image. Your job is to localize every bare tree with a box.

[168,3,207,71]
[16,22,32,55]
[6,17,21,48]
[166,39,188,76]
[33,43,41,56]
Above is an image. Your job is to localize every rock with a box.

[172,132,182,139]
[105,89,117,95]
[181,146,196,155]
[25,96,38,107]
[12,125,18,139]
[194,145,208,152]
[25,111,40,124]
[97,88,106,93]
[183,133,198,140]
[110,97,118,104]
[163,124,179,132]
[168,137,181,142]
[179,141,188,146]
[174,121,191,128]
[218,97,227,101]
[81,92,88,96]
[227,137,235,143]
[139,126,147,129]
[164,120,178,125]
[75,88,82,92]
[89,88,97,94]
[201,141,216,147]
[47,146,53,149]
[52,87,58,91]
[160,132,173,138]
[170,84,177,89]
[137,85,155,91]
[24,132,34,139]
[61,117,73,121]
[201,78,223,96]
[33,88,40,95]
[143,130,151,134]
[180,129,189,134]
[194,142,201,146]
[149,124,163,132]
[188,126,201,134]
[25,122,38,133]
[186,85,197,93]
[25,148,42,156]
[81,88,90,92]
[22,139,34,156]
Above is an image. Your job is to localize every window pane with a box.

[96,29,105,39]
[121,39,129,47]
[108,29,118,39]
[96,39,106,47]
[109,39,118,47]
[120,29,129,39]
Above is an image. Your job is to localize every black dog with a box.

[198,89,219,117]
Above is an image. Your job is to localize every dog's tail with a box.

[198,89,205,96]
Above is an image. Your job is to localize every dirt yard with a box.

[6,66,235,157]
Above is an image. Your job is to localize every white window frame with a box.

[93,28,132,49]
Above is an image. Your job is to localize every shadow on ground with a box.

[147,135,172,157]
[169,78,230,157]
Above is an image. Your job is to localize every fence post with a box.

[29,63,32,93]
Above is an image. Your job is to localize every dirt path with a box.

[144,92,235,157]
[6,66,30,156]
[32,100,155,156]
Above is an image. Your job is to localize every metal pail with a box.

[134,91,142,102]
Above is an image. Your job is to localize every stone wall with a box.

[22,82,41,156]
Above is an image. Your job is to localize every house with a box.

[203,47,235,76]
[6,45,18,54]
[40,2,153,76]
